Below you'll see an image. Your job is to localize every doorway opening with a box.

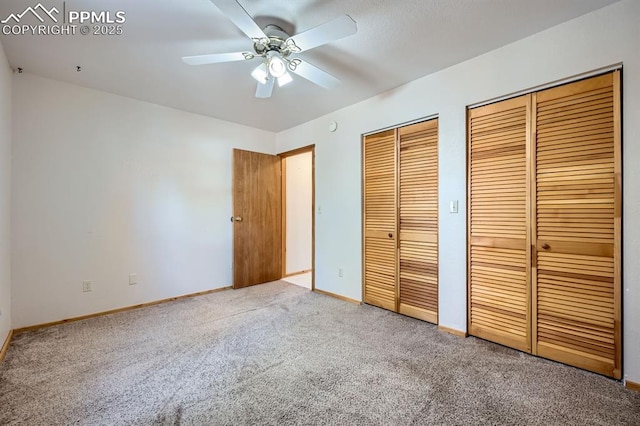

[279,145,315,290]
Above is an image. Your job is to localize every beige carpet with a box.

[1,281,638,425]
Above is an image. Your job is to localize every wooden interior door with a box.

[397,119,439,323]
[468,95,532,353]
[233,149,282,288]
[363,130,397,311]
[532,72,621,378]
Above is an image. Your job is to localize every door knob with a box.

[388,233,393,238]
[541,243,550,250]
[234,216,243,222]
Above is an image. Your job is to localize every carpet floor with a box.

[1,281,638,425]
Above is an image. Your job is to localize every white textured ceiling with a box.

[0,0,619,132]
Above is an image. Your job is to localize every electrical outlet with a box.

[338,268,343,278]
[129,273,137,285]
[82,280,92,292]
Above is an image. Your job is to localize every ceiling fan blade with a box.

[182,51,251,65]
[286,15,357,53]
[210,0,267,40]
[255,78,275,98]
[290,60,340,90]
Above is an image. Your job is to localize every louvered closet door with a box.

[398,119,438,323]
[363,130,397,311]
[468,95,531,353]
[533,72,621,378]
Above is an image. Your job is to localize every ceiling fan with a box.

[182,0,357,98]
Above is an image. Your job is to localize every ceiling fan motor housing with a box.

[253,25,296,57]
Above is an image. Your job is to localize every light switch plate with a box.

[449,200,459,213]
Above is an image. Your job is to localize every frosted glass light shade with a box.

[268,56,287,78]
[251,63,268,84]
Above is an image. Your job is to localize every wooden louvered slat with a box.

[468,95,531,353]
[533,72,621,379]
[398,119,438,323]
[363,130,397,311]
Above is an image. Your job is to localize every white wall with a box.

[0,42,11,343]
[285,151,312,274]
[11,74,276,328]
[276,0,640,383]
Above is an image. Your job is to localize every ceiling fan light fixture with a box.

[251,63,268,84]
[277,72,293,87]
[267,54,287,78]
[182,2,358,99]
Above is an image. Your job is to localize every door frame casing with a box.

[278,145,316,291]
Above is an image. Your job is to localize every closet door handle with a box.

[388,233,393,239]
[541,243,550,250]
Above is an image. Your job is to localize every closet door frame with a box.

[466,69,622,378]
[613,70,622,379]
[362,116,440,320]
